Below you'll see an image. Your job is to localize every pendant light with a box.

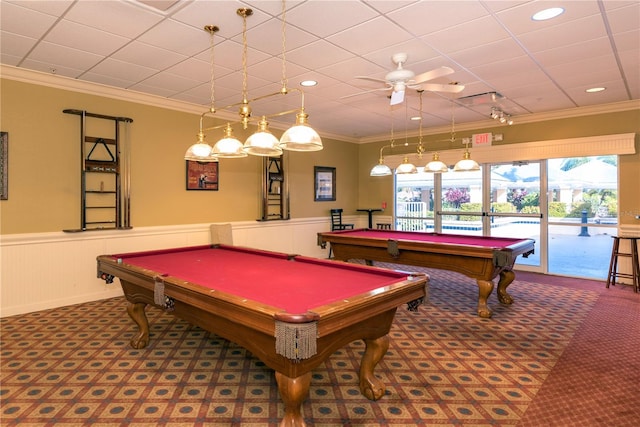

[452,99,479,171]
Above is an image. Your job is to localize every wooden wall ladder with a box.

[63,109,133,232]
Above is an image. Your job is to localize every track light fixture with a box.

[490,107,514,125]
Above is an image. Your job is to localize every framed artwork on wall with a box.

[186,160,219,191]
[1,132,7,200]
[314,166,335,201]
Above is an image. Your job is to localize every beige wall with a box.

[357,110,640,225]
[0,79,359,234]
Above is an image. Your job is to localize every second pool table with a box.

[318,228,535,318]
[97,244,427,427]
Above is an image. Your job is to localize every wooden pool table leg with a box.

[275,371,311,427]
[126,301,150,349]
[496,270,516,305]
[476,279,494,318]
[359,335,389,401]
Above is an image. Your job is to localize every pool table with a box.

[97,244,427,427]
[318,229,535,318]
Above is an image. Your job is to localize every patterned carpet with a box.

[0,268,603,426]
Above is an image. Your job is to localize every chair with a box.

[330,209,354,231]
[606,235,639,293]
[210,223,233,245]
[329,209,353,258]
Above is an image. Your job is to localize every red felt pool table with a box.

[97,244,427,427]
[318,229,535,318]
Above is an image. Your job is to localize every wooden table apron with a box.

[318,229,535,318]
[97,246,426,427]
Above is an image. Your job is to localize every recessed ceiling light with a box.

[532,7,565,21]
[410,116,421,121]
[300,80,317,87]
[586,87,606,93]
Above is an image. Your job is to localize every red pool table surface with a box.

[97,244,427,427]
[317,229,535,318]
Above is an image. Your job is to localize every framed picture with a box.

[314,166,335,201]
[186,160,219,190]
[0,132,7,200]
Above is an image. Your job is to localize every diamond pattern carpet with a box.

[0,268,621,426]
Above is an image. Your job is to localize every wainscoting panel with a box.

[0,217,336,317]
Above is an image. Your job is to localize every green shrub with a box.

[521,206,540,214]
[491,202,515,213]
[459,203,482,221]
[568,202,593,218]
[548,202,567,217]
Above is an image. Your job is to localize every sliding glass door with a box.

[395,156,619,279]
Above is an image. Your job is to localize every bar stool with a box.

[606,235,639,293]
[377,223,392,230]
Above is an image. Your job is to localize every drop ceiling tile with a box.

[6,0,73,16]
[134,72,201,94]
[495,1,602,36]
[517,14,608,53]
[316,57,385,83]
[164,57,216,83]
[44,19,130,56]
[284,1,379,38]
[387,1,488,36]
[605,3,640,33]
[423,16,511,54]
[366,1,419,15]
[171,1,269,39]
[363,39,440,67]
[286,39,353,70]
[29,41,104,72]
[533,37,614,67]
[448,38,526,69]
[111,41,188,70]
[137,19,212,57]
[0,31,38,59]
[243,18,318,57]
[327,17,414,56]
[546,54,621,86]
[64,0,164,39]
[1,2,59,39]
[19,58,84,79]
[89,58,158,83]
[613,29,640,52]
[82,71,140,90]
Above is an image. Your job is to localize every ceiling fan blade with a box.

[412,66,455,84]
[417,83,465,93]
[354,76,388,84]
[390,90,405,105]
[340,87,392,100]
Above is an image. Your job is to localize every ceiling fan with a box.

[348,53,465,105]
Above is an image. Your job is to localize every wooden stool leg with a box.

[632,238,639,293]
[606,237,620,288]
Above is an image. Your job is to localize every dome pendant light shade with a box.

[184,132,218,162]
[279,111,323,151]
[424,153,448,173]
[370,159,393,176]
[243,117,283,157]
[395,156,417,174]
[212,123,247,158]
[453,150,480,171]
